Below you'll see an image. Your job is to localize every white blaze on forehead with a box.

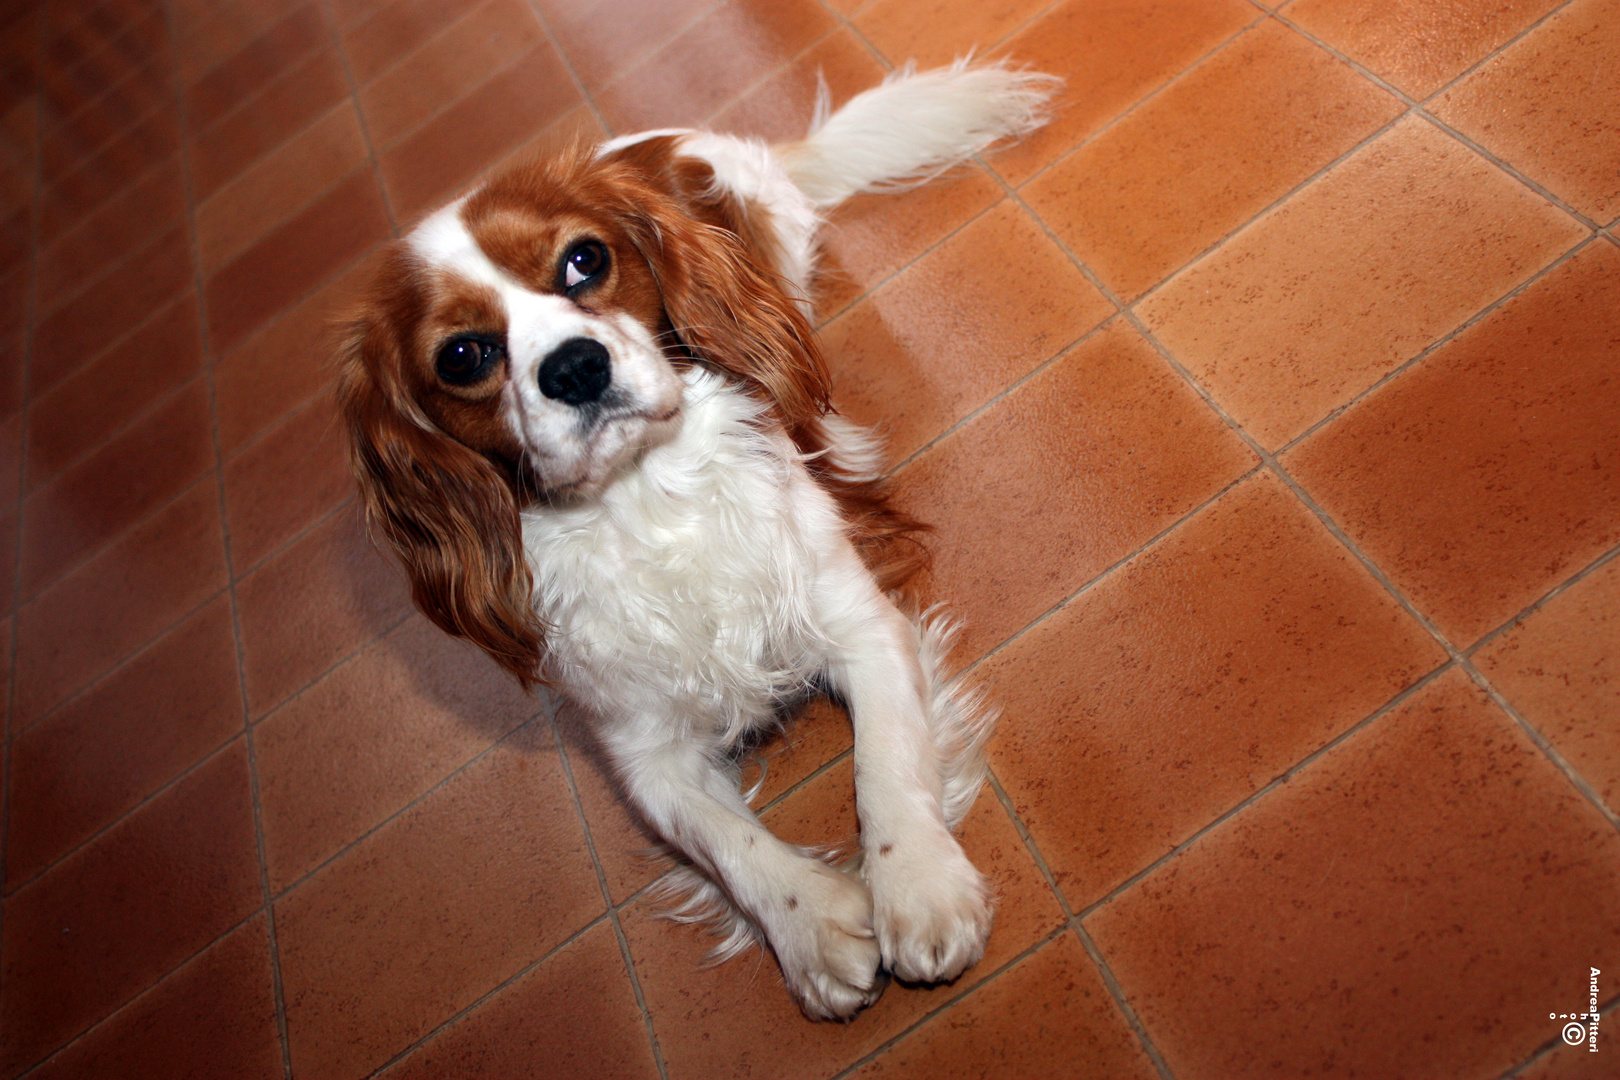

[407,199,509,293]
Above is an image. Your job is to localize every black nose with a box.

[537,337,611,405]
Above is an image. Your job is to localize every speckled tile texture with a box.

[0,0,1614,1077]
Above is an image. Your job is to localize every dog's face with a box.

[336,141,832,685]
[402,181,685,497]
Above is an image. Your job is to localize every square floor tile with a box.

[374,921,659,1080]
[1284,241,1620,646]
[20,379,214,599]
[593,0,836,133]
[1284,0,1564,99]
[235,502,414,718]
[13,483,229,725]
[205,166,392,354]
[24,293,202,493]
[6,595,241,889]
[377,42,579,221]
[195,102,369,273]
[275,727,601,1080]
[989,0,1257,184]
[0,742,261,1076]
[819,199,1112,463]
[222,394,355,573]
[854,0,1056,70]
[980,471,1445,907]
[1084,668,1620,1080]
[1023,20,1402,301]
[893,319,1257,662]
[25,916,282,1080]
[1431,0,1620,223]
[254,615,536,891]
[851,934,1159,1080]
[357,0,545,149]
[1475,555,1620,811]
[1140,115,1586,448]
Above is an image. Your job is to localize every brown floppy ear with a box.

[628,197,832,439]
[335,310,546,689]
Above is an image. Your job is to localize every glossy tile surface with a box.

[4,1,1615,1075]
[1085,670,1620,1079]
[1285,242,1620,646]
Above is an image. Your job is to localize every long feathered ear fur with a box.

[335,295,547,689]
[610,170,931,594]
[622,192,833,441]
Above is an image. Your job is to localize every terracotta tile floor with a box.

[1,0,1616,1076]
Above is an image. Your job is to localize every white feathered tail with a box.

[775,59,1061,207]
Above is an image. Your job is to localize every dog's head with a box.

[336,139,831,686]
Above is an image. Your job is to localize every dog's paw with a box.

[771,861,885,1020]
[866,831,993,984]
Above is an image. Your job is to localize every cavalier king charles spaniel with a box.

[337,62,1057,1019]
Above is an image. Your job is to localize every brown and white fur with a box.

[337,62,1058,1019]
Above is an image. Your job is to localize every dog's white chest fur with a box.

[522,367,838,736]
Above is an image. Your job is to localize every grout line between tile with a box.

[1070,921,1179,1080]
[171,1,317,92]
[265,708,547,904]
[958,462,1261,680]
[1411,109,1601,230]
[1071,663,1456,923]
[988,170,1612,844]
[550,714,672,1080]
[1463,662,1620,831]
[812,175,1004,327]
[1408,0,1578,102]
[22,196,188,390]
[1464,540,1620,661]
[880,313,1113,480]
[815,0,891,73]
[361,906,619,1079]
[198,133,385,276]
[1113,264,1620,842]
[10,901,278,1080]
[161,5,295,1070]
[1272,235,1601,456]
[23,368,207,499]
[693,27,844,132]
[824,927,1072,1080]
[1266,5,1602,232]
[31,164,191,322]
[1,727,244,899]
[243,606,415,728]
[567,0,729,132]
[980,771,1178,1080]
[997,11,1270,196]
[182,33,338,163]
[1094,102,1414,310]
[355,22,588,164]
[757,744,852,816]
[523,1,613,139]
[8,583,232,736]
[1496,995,1620,1078]
[13,455,216,602]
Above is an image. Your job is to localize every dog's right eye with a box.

[435,336,504,385]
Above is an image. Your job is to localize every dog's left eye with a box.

[562,240,608,291]
[435,336,504,385]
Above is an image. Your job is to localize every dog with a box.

[336,62,1058,1019]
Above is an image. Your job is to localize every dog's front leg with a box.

[602,724,883,1019]
[820,568,994,984]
